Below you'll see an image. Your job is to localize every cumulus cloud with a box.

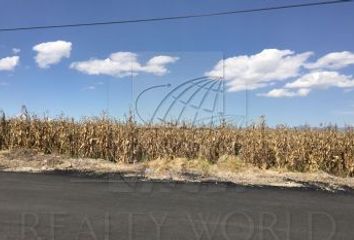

[71,52,140,77]
[70,52,178,77]
[33,40,72,68]
[285,71,354,89]
[260,71,354,98]
[259,88,311,98]
[12,48,21,54]
[305,51,354,70]
[205,49,354,98]
[0,56,20,71]
[144,56,179,75]
[205,49,313,92]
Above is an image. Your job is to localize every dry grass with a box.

[0,148,145,174]
[2,149,353,191]
[144,155,249,180]
[0,114,353,177]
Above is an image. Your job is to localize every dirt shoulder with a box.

[1,149,353,192]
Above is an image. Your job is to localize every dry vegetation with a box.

[0,114,353,178]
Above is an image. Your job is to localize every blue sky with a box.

[0,0,354,126]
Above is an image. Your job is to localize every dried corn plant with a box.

[0,113,353,177]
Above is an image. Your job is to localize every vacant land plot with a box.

[1,117,353,176]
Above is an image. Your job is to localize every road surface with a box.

[0,172,353,240]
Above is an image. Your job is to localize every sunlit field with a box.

[1,113,353,177]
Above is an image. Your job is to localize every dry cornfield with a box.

[0,114,353,177]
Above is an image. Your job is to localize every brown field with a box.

[0,115,353,178]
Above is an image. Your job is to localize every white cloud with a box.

[71,52,140,77]
[206,49,313,92]
[285,71,354,89]
[12,48,21,54]
[70,52,178,77]
[33,40,72,68]
[144,56,179,75]
[263,71,354,98]
[259,88,311,98]
[305,51,354,70]
[0,56,20,71]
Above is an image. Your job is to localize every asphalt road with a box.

[0,172,353,240]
